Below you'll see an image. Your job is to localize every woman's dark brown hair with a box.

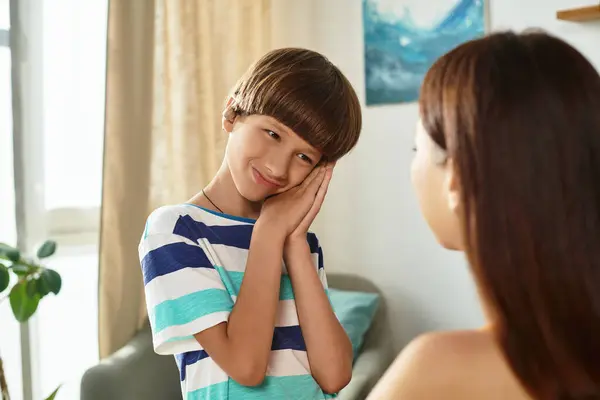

[420,30,600,399]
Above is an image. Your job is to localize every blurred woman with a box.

[369,30,600,400]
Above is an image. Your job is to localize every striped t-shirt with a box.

[138,204,336,399]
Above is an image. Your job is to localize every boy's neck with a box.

[191,161,262,220]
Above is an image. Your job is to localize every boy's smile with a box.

[251,167,284,189]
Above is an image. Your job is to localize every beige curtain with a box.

[98,0,272,358]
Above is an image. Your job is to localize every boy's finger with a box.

[315,167,332,204]
[299,168,332,230]
[300,166,323,189]
[306,167,326,195]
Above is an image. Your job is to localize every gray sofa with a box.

[80,273,394,400]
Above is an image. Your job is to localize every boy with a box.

[138,48,362,399]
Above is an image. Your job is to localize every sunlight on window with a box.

[34,1,108,396]
[0,0,9,30]
[0,45,23,400]
[42,0,107,210]
[37,248,99,399]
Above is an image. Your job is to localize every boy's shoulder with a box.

[142,203,197,238]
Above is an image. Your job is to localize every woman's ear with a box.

[222,97,237,133]
[444,159,461,213]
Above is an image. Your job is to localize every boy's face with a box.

[224,113,323,202]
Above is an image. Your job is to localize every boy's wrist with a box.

[285,235,309,251]
[254,218,287,245]
[283,237,311,265]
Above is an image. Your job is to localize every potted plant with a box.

[0,241,62,400]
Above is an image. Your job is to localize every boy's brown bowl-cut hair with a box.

[228,48,362,162]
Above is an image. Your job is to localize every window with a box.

[42,0,107,245]
[0,2,23,400]
[37,2,108,398]
[7,0,108,398]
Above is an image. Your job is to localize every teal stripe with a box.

[142,219,150,239]
[187,375,336,400]
[278,275,295,301]
[215,266,295,301]
[152,288,233,333]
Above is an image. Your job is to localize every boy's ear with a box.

[222,97,237,133]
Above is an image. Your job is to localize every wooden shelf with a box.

[557,5,600,21]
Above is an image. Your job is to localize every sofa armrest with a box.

[80,327,181,400]
[338,337,394,400]
[327,273,395,400]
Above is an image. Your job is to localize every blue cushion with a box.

[329,288,380,360]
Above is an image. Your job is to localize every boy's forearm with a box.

[285,243,353,394]
[225,221,285,379]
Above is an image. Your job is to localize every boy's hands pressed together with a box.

[285,162,335,252]
[260,165,328,237]
[282,163,354,394]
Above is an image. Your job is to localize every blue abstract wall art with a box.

[363,0,486,105]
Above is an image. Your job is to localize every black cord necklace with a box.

[202,189,224,213]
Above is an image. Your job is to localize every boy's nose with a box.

[264,155,290,183]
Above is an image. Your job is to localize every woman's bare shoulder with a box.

[367,329,531,400]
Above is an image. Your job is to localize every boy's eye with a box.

[266,130,280,140]
[297,153,313,164]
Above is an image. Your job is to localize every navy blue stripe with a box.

[307,233,319,255]
[174,215,254,250]
[272,325,306,351]
[173,214,321,254]
[174,325,306,381]
[317,247,324,270]
[141,242,213,285]
[175,350,209,381]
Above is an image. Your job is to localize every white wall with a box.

[273,0,600,351]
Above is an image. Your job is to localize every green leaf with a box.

[38,275,51,296]
[0,264,9,292]
[9,281,40,322]
[44,385,61,400]
[10,263,31,276]
[37,240,57,259]
[0,243,20,262]
[40,268,61,295]
[26,279,38,298]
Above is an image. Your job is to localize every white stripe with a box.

[266,349,311,376]
[312,252,319,270]
[319,268,328,289]
[143,206,181,237]
[181,204,254,227]
[185,357,229,392]
[207,243,291,274]
[184,349,311,392]
[144,267,225,310]
[207,244,249,273]
[153,311,229,355]
[207,243,320,274]
[275,299,299,327]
